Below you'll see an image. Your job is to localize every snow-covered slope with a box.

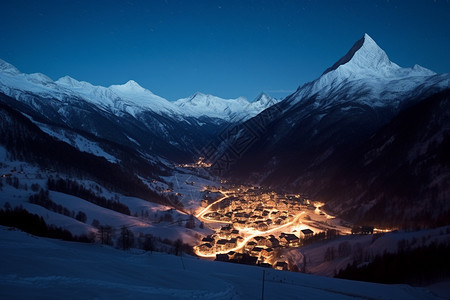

[1,226,442,299]
[285,226,450,277]
[174,92,279,121]
[0,60,181,117]
[208,34,450,229]
[0,59,276,121]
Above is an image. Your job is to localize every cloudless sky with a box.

[0,0,449,101]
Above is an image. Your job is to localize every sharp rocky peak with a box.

[322,33,393,75]
[253,92,275,104]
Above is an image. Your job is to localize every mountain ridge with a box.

[0,58,275,122]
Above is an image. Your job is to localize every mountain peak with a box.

[253,92,275,105]
[0,58,21,75]
[56,75,80,86]
[191,92,206,99]
[109,80,151,95]
[122,80,143,89]
[322,33,393,75]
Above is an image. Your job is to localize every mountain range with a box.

[1,33,449,228]
[0,59,277,163]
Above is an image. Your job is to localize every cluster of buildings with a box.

[196,188,316,270]
[197,224,314,269]
[202,189,315,231]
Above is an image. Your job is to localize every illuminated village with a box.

[194,185,352,271]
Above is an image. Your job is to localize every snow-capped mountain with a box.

[208,33,450,227]
[0,59,276,122]
[285,34,448,110]
[174,92,278,121]
[0,58,277,163]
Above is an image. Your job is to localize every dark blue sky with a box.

[1,0,449,101]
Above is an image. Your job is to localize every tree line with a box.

[0,205,93,243]
[335,241,450,285]
[48,178,131,215]
[29,188,87,222]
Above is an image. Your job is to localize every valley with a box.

[1,28,449,299]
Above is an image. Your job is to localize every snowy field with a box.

[0,148,213,245]
[0,226,442,300]
[286,226,450,277]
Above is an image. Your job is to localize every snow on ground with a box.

[0,226,441,300]
[163,169,220,211]
[24,119,119,163]
[0,154,212,245]
[285,226,450,278]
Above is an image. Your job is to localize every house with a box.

[300,229,314,239]
[198,243,213,254]
[361,226,374,234]
[261,248,274,258]
[233,212,247,222]
[253,236,267,247]
[251,247,263,257]
[221,224,233,233]
[226,238,237,250]
[244,241,257,252]
[230,229,240,238]
[278,215,287,224]
[279,233,299,247]
[267,237,279,248]
[351,226,374,235]
[201,236,215,245]
[215,253,229,262]
[227,251,238,260]
[242,255,258,265]
[275,261,288,270]
[256,222,269,231]
[219,225,233,238]
[216,239,228,252]
[307,204,316,210]
[230,252,244,262]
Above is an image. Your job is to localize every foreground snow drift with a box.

[0,227,439,299]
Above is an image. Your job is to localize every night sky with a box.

[1,0,449,101]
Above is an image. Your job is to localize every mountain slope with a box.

[322,89,450,228]
[0,227,440,300]
[0,96,174,206]
[207,34,450,228]
[0,58,277,163]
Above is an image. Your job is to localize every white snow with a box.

[174,92,279,122]
[30,120,119,163]
[285,226,450,278]
[162,170,221,211]
[287,33,450,110]
[0,226,441,299]
[0,58,277,122]
[0,154,212,245]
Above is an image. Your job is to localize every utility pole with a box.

[261,269,265,300]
